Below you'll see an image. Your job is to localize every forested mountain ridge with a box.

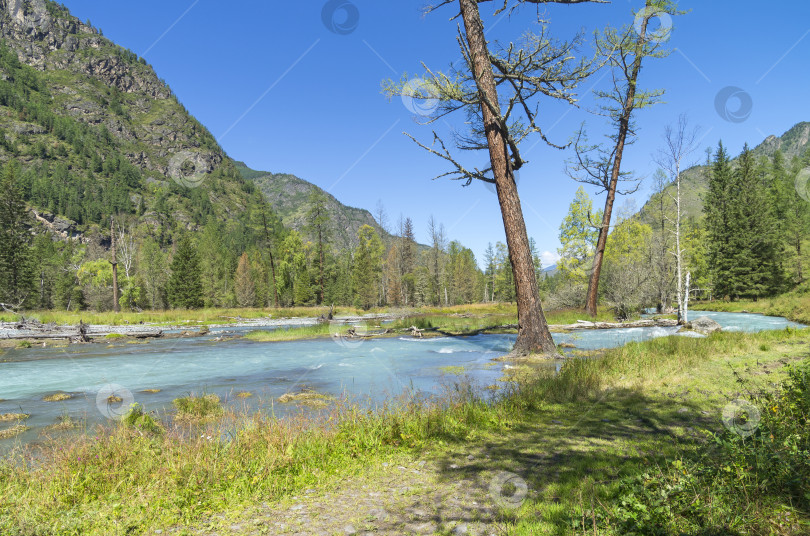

[638,121,810,223]
[235,162,388,251]
[0,0,275,243]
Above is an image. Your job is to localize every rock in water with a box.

[690,316,722,335]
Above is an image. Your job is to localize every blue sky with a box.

[62,0,809,267]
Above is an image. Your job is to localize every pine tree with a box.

[167,235,204,309]
[306,189,330,304]
[0,162,34,309]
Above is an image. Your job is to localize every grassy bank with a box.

[0,306,362,326]
[243,308,620,343]
[2,326,808,534]
[693,289,810,324]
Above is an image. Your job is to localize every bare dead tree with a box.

[568,0,681,317]
[384,0,605,356]
[655,114,700,324]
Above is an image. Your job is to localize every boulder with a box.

[689,316,722,335]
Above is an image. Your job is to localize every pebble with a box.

[453,524,468,534]
[551,420,563,424]
[290,504,305,511]
[450,463,459,469]
[343,524,357,535]
[677,407,689,413]
[466,454,475,461]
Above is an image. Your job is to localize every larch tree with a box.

[306,189,330,305]
[385,0,603,357]
[568,0,681,317]
[557,186,600,285]
[235,252,256,307]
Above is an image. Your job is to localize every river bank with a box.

[1,324,807,535]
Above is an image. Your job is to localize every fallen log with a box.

[550,319,678,331]
[0,326,163,340]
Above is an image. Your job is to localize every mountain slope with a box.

[637,121,810,224]
[0,0,274,241]
[236,162,387,250]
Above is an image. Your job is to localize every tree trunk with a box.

[584,3,650,317]
[261,210,280,307]
[110,218,120,313]
[459,0,557,357]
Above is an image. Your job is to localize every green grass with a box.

[693,289,810,324]
[172,394,223,421]
[243,323,333,342]
[3,327,807,534]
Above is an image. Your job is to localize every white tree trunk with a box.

[684,271,690,324]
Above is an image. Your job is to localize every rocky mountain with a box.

[637,121,810,223]
[236,162,388,250]
[0,0,274,243]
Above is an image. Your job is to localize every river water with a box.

[0,311,803,450]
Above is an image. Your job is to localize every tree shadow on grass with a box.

[410,387,742,535]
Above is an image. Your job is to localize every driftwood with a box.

[0,320,163,341]
[550,319,678,331]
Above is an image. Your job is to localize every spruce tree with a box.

[0,162,34,309]
[705,143,781,299]
[167,235,204,309]
[704,142,735,299]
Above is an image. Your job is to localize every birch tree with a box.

[655,115,699,324]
